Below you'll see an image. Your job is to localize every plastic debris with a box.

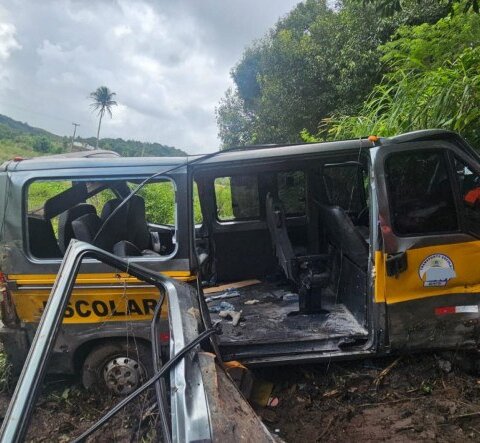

[209,301,235,313]
[244,299,260,305]
[283,292,299,302]
[267,396,279,407]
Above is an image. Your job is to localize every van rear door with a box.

[374,138,480,351]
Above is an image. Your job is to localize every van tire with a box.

[81,340,152,395]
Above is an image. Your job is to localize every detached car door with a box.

[374,138,480,351]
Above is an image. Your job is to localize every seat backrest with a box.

[57,203,97,253]
[71,212,102,247]
[126,195,151,251]
[27,216,62,258]
[318,204,368,269]
[266,193,295,280]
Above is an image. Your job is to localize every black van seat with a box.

[100,196,159,256]
[127,196,153,251]
[265,193,296,280]
[266,193,329,313]
[57,204,97,253]
[318,204,369,269]
[28,216,62,258]
[71,213,104,248]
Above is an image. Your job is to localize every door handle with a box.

[386,252,408,277]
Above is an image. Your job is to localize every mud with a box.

[256,354,480,442]
[1,353,480,442]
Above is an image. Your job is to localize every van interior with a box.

[194,155,371,361]
[26,178,177,259]
[25,154,372,360]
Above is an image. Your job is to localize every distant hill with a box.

[80,137,186,157]
[0,113,186,162]
[0,114,54,137]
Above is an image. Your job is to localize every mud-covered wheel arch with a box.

[81,340,153,395]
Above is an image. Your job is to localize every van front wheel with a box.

[81,341,152,395]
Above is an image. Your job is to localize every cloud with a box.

[0,0,299,153]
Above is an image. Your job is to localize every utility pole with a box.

[70,123,80,151]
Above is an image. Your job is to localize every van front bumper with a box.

[0,325,29,374]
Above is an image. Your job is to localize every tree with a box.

[32,136,53,153]
[360,0,478,15]
[89,86,117,149]
[216,0,447,147]
[316,4,480,147]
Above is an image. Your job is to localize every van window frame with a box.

[447,149,480,239]
[23,174,179,263]
[213,173,261,223]
[383,147,462,238]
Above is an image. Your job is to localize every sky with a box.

[0,0,300,154]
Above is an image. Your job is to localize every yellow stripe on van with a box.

[8,271,196,285]
[375,240,480,305]
[7,271,195,324]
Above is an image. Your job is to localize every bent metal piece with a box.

[0,240,212,443]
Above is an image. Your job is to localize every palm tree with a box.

[89,86,117,149]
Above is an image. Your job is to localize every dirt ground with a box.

[1,353,480,442]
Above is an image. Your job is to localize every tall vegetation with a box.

[318,4,480,146]
[89,86,118,149]
[217,0,479,148]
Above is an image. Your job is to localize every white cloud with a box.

[0,0,300,153]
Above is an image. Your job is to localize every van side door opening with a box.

[192,154,373,363]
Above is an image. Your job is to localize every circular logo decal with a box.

[419,254,456,287]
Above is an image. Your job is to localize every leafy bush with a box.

[310,4,480,147]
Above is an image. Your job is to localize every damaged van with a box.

[2,129,480,397]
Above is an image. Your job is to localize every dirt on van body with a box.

[1,353,480,442]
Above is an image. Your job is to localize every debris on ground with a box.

[244,299,260,305]
[205,290,240,303]
[2,353,480,442]
[219,310,242,326]
[254,353,480,442]
[208,301,236,313]
[282,293,299,302]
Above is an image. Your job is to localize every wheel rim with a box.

[103,356,144,395]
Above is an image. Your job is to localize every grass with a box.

[0,139,41,163]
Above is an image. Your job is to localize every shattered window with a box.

[215,175,259,221]
[129,180,176,226]
[277,170,305,215]
[385,150,458,235]
[454,157,480,235]
[323,163,366,215]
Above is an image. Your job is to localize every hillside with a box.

[0,114,186,162]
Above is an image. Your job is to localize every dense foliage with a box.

[321,3,480,146]
[217,0,478,148]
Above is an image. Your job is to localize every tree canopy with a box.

[217,0,478,149]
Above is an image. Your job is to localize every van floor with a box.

[207,281,368,362]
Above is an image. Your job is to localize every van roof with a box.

[0,150,188,172]
[0,129,467,172]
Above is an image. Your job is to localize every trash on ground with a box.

[219,310,242,326]
[244,299,260,305]
[282,292,299,302]
[436,356,453,373]
[267,396,279,407]
[209,301,235,313]
[250,380,275,407]
[205,290,240,303]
